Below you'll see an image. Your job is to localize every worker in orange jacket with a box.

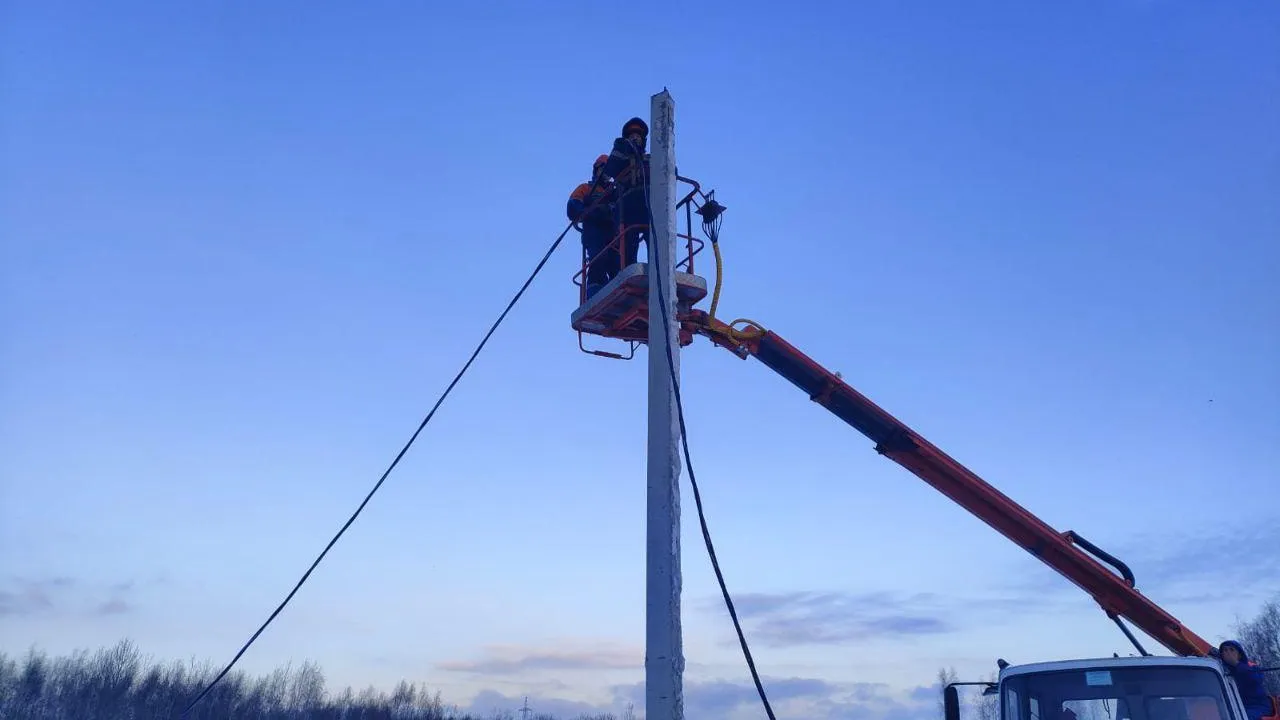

[567,154,617,299]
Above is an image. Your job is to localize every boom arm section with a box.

[689,311,1213,658]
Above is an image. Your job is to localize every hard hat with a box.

[594,154,609,168]
[622,117,648,138]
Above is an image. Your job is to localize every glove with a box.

[612,137,638,155]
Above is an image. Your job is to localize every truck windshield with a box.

[1001,666,1234,720]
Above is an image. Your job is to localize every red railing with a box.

[571,175,713,305]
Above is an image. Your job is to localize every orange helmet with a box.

[594,154,608,169]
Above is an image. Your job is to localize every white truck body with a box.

[950,656,1251,720]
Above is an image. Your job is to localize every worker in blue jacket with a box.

[1215,640,1270,720]
[600,116,649,273]
[567,154,617,299]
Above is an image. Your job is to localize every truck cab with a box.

[946,656,1253,720]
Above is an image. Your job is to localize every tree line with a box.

[0,640,626,720]
[3,594,1274,719]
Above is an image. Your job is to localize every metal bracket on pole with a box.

[645,88,684,720]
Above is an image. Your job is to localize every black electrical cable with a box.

[181,184,614,718]
[633,138,779,720]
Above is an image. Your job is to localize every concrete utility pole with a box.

[645,88,684,720]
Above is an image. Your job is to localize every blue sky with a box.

[2,0,1277,718]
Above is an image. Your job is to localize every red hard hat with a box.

[594,154,609,168]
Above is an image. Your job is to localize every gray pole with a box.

[645,88,684,720]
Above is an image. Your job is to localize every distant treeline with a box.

[0,640,620,720]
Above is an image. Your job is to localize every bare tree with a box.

[289,659,326,711]
[938,666,960,718]
[969,671,999,720]
[17,647,48,712]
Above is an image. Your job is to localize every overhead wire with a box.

[632,138,779,720]
[181,179,615,718]
[183,134,774,718]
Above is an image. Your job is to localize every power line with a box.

[180,187,611,716]
[635,142,779,720]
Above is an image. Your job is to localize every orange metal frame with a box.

[572,175,714,359]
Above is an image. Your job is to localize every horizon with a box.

[3,2,1277,720]
[4,620,1275,719]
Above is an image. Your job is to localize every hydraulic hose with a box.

[706,235,766,342]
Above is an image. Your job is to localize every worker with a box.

[600,116,650,272]
[567,154,617,299]
[1215,640,1269,720]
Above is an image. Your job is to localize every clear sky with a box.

[2,1,1277,718]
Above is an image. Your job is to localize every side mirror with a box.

[945,684,962,720]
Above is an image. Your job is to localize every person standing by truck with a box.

[1217,640,1269,720]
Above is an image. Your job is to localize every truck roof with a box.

[1001,655,1224,679]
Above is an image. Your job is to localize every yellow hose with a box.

[708,240,766,342]
[710,241,724,320]
[728,318,766,340]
